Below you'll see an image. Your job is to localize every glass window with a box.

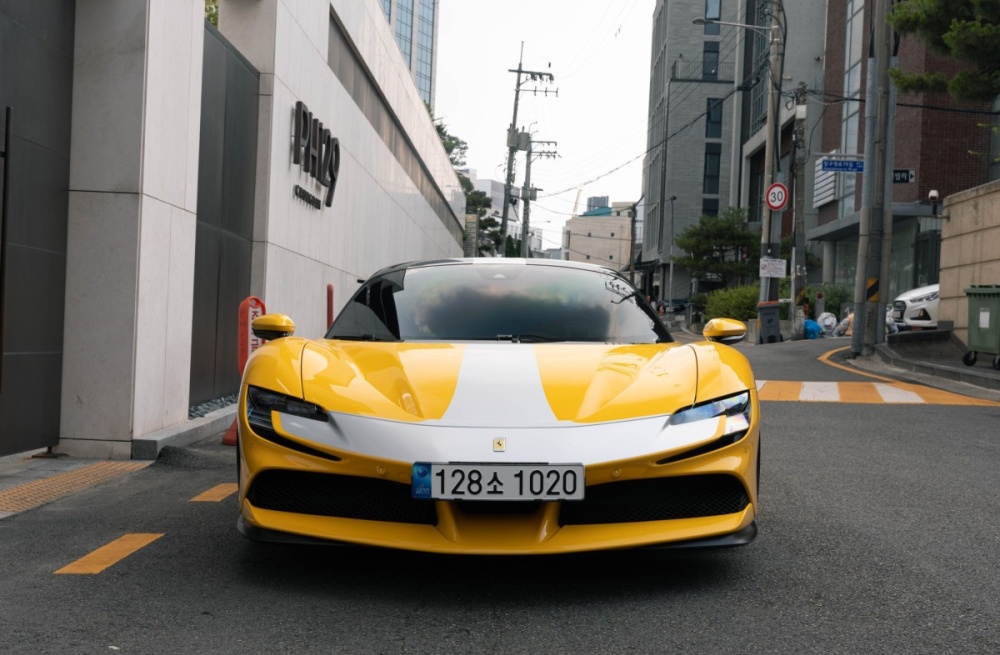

[395,0,413,64]
[704,0,721,33]
[703,143,722,195]
[328,263,672,343]
[703,42,719,81]
[706,98,723,138]
[702,198,720,216]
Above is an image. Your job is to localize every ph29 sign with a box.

[293,101,340,208]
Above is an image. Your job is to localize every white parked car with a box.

[891,283,939,330]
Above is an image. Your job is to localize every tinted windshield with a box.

[327,262,672,343]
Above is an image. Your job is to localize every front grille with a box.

[559,475,749,526]
[455,500,542,515]
[894,301,906,312]
[247,470,436,525]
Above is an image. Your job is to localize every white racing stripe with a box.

[440,344,557,427]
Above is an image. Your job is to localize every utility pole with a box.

[791,84,808,338]
[521,138,557,259]
[851,0,891,357]
[629,194,645,284]
[500,44,555,250]
[758,0,785,306]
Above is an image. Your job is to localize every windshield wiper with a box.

[495,334,566,343]
[334,333,397,342]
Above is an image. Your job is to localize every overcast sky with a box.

[434,0,655,251]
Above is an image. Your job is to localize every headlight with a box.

[910,291,938,303]
[670,391,751,438]
[247,386,329,422]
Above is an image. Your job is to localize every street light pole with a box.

[668,195,677,310]
[694,10,785,306]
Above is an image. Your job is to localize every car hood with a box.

[299,341,708,426]
[895,283,939,302]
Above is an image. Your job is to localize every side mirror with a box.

[702,318,747,345]
[252,314,296,341]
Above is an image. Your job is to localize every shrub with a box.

[704,284,760,321]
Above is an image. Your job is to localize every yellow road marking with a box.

[757,381,802,401]
[55,533,164,575]
[191,483,238,502]
[818,346,896,382]
[0,461,149,514]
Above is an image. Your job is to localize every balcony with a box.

[671,60,735,83]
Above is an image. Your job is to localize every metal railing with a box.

[671,60,735,82]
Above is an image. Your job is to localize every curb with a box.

[873,344,1000,392]
[130,405,237,460]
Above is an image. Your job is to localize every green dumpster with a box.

[963,285,1000,370]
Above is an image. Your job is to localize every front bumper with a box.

[237,413,760,554]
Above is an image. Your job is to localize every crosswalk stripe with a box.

[800,382,840,402]
[756,381,999,406]
[874,383,924,404]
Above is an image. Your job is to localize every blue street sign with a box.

[821,159,864,172]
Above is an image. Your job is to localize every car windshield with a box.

[326,261,672,343]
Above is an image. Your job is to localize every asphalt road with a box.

[2,340,999,653]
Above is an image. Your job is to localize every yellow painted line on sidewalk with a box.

[191,483,238,502]
[55,533,164,575]
[0,461,149,514]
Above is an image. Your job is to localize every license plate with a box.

[411,463,585,501]
[892,310,903,319]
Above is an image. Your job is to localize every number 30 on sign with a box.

[765,182,788,212]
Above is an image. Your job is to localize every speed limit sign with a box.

[765,182,788,212]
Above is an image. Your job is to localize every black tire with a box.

[963,351,978,367]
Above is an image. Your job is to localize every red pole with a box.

[327,284,334,328]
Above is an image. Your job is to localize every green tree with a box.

[888,0,1000,101]
[672,208,760,288]
[459,174,491,218]
[205,0,218,26]
[430,106,469,167]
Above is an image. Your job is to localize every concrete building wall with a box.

[53,0,462,458]
[61,0,205,458]
[564,207,631,269]
[938,180,1000,346]
[220,0,463,340]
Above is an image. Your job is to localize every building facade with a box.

[807,0,991,300]
[641,0,741,303]
[378,0,439,108]
[564,200,634,269]
[0,0,463,458]
[641,0,826,303]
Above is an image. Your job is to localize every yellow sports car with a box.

[237,259,759,554]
